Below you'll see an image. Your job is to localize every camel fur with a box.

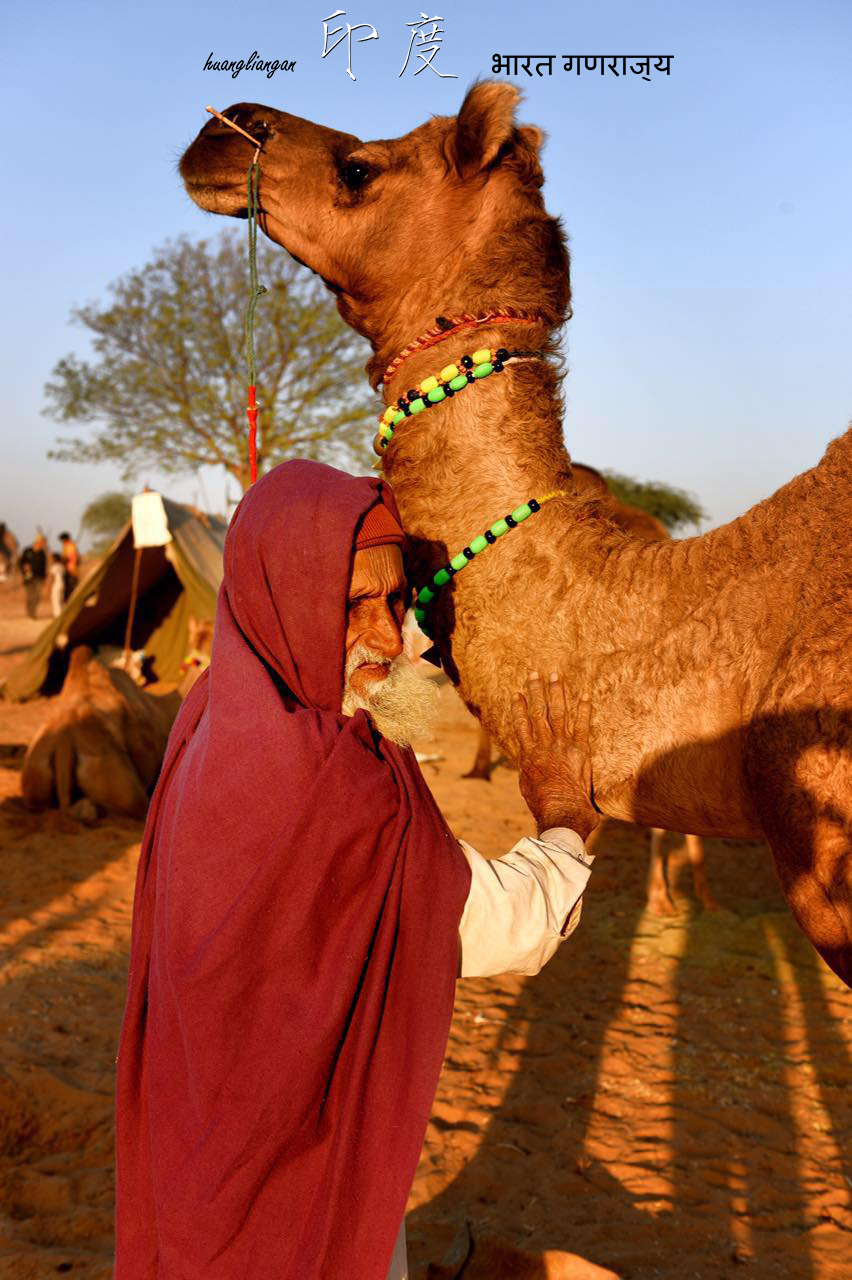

[180,85,852,984]
[465,462,714,915]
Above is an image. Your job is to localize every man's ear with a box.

[453,81,521,176]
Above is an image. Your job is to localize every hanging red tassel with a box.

[247,384,258,485]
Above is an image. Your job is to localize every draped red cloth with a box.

[114,461,471,1279]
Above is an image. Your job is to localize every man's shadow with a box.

[409,707,851,1278]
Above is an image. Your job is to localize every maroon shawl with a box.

[115,461,471,1279]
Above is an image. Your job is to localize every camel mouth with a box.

[181,175,251,218]
[181,133,259,217]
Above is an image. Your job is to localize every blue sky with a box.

[1,0,849,545]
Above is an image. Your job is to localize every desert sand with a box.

[0,579,849,1278]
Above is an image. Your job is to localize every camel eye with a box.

[340,160,372,191]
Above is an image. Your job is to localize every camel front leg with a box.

[463,723,495,780]
[646,827,677,915]
[685,832,721,910]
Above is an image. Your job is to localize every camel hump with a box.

[54,732,76,810]
[63,646,98,697]
[609,500,669,542]
[68,645,95,671]
[571,462,609,496]
[21,728,59,810]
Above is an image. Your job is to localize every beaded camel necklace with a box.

[375,336,567,639]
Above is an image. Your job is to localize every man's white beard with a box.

[341,644,439,747]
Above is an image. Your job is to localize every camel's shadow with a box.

[409,708,852,1278]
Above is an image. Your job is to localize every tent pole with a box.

[123,546,144,664]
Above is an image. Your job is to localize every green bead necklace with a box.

[373,344,543,456]
[412,490,567,638]
[375,341,564,638]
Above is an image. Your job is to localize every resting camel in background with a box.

[181,84,852,984]
[22,621,213,820]
[465,463,715,916]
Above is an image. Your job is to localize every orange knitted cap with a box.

[355,502,405,551]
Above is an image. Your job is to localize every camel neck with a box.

[379,324,575,552]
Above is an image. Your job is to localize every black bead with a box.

[446,564,456,576]
[528,498,540,512]
[484,530,497,544]
[421,395,432,407]
[495,347,510,362]
[466,372,476,383]
[443,385,454,396]
[401,403,411,416]
[493,361,504,373]
[460,355,474,369]
[463,546,475,559]
[506,515,517,528]
[397,396,408,408]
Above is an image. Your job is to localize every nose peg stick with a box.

[205,105,264,160]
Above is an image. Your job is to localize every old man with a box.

[115,461,599,1280]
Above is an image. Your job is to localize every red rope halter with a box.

[380,308,548,387]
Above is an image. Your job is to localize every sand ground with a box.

[0,578,849,1278]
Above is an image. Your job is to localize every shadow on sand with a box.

[410,708,852,1279]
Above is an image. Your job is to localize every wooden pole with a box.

[123,546,143,664]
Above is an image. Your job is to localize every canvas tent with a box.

[2,497,226,701]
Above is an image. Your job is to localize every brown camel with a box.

[21,622,212,819]
[180,85,852,984]
[466,463,715,916]
[464,462,670,778]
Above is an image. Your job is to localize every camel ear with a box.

[453,81,521,175]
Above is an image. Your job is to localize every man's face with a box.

[342,544,439,746]
[345,545,406,700]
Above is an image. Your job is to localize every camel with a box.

[180,84,852,984]
[465,463,715,916]
[464,462,671,779]
[21,621,213,819]
[463,462,664,775]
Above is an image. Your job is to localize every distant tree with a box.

[45,232,378,491]
[79,491,132,551]
[602,471,706,531]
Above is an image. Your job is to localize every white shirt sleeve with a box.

[457,827,593,979]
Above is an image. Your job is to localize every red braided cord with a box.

[247,385,258,486]
[380,308,547,387]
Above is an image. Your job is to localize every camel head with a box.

[180,83,570,384]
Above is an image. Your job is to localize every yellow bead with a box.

[440,364,459,381]
[379,424,393,439]
[472,348,491,365]
[382,406,396,424]
[420,375,439,393]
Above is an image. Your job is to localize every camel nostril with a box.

[224,112,270,139]
[249,120,272,145]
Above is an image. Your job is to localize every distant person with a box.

[48,553,65,618]
[0,522,12,581]
[59,531,80,601]
[18,535,47,619]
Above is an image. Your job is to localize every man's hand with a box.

[512,673,600,841]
